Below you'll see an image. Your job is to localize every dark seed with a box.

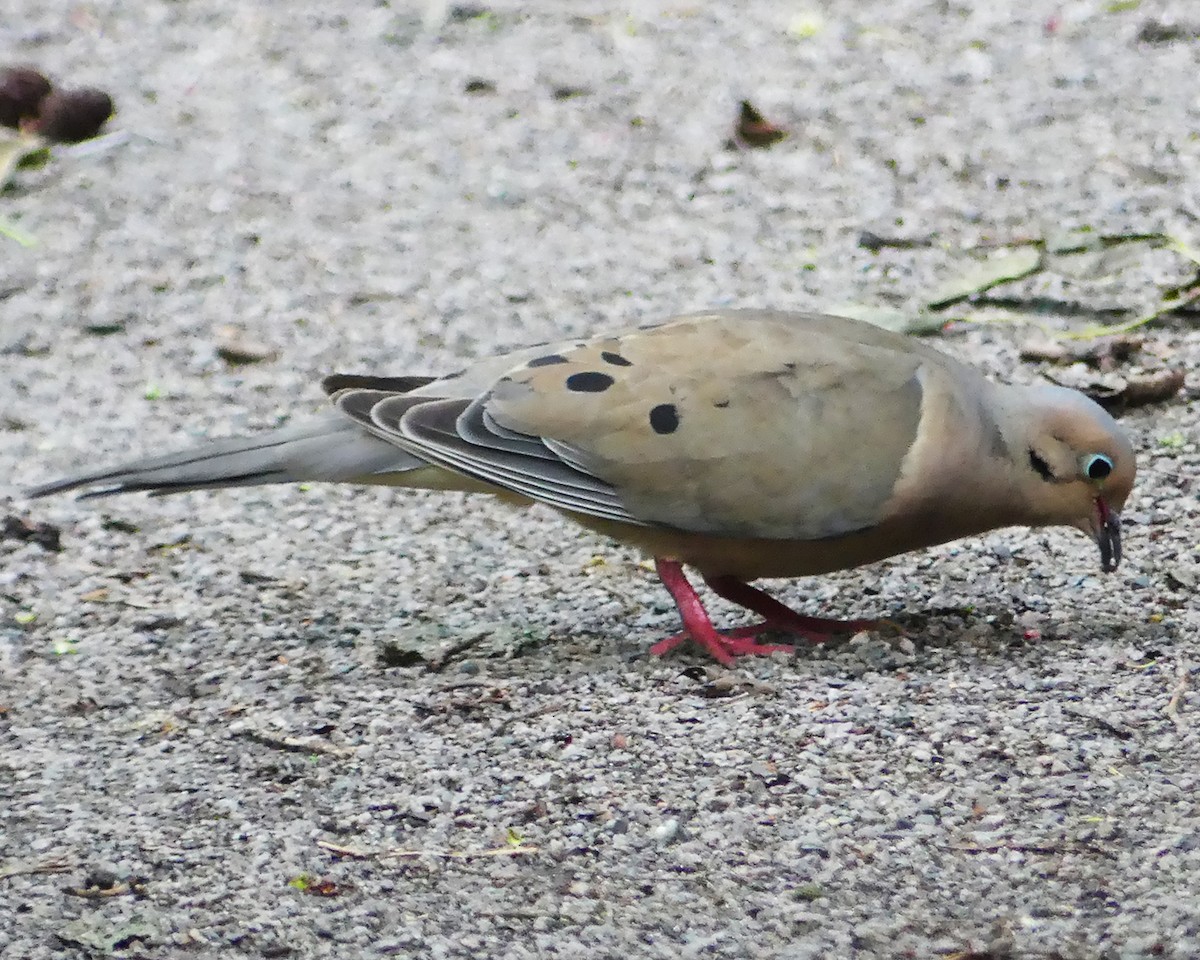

[0,67,52,129]
[30,88,114,143]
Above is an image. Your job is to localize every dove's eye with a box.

[1083,453,1113,481]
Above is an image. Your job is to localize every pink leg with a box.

[648,558,797,664]
[704,575,881,641]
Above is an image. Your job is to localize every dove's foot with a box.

[649,623,795,665]
[650,558,878,664]
[703,574,882,639]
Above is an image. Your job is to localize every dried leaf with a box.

[1019,335,1143,369]
[1018,338,1070,364]
[858,231,933,252]
[735,100,787,148]
[1120,368,1186,407]
[1044,367,1184,410]
[2,515,62,551]
[215,326,276,365]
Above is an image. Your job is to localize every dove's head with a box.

[1010,384,1136,572]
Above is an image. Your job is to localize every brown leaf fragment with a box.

[1120,368,1186,407]
[735,100,787,148]
[858,231,934,252]
[2,515,62,552]
[1019,334,1144,370]
[1044,367,1184,410]
[215,326,276,365]
[1018,338,1070,364]
[551,85,590,101]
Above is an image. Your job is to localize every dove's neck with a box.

[902,375,1040,532]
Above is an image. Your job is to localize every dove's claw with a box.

[652,558,873,663]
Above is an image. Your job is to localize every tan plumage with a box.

[29,310,1136,664]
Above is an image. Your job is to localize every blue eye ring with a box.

[1084,453,1114,481]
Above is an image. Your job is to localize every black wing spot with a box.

[566,371,615,393]
[1028,449,1054,481]
[649,403,680,435]
[528,354,569,367]
[600,351,632,367]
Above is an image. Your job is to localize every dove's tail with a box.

[26,416,435,500]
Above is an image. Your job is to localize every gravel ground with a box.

[3,2,1200,958]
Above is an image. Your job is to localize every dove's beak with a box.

[1081,495,1122,573]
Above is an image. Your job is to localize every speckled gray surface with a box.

[3,2,1200,958]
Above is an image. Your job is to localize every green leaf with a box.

[288,873,312,891]
[927,246,1043,309]
[1044,229,1166,280]
[1062,283,1200,339]
[0,139,25,188]
[16,146,51,170]
[0,217,36,247]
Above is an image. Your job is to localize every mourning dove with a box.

[30,310,1136,664]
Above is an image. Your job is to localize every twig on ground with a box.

[236,729,355,757]
[1063,705,1135,741]
[316,838,539,861]
[0,858,73,881]
[1166,669,1191,730]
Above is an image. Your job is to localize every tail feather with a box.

[27,415,426,499]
